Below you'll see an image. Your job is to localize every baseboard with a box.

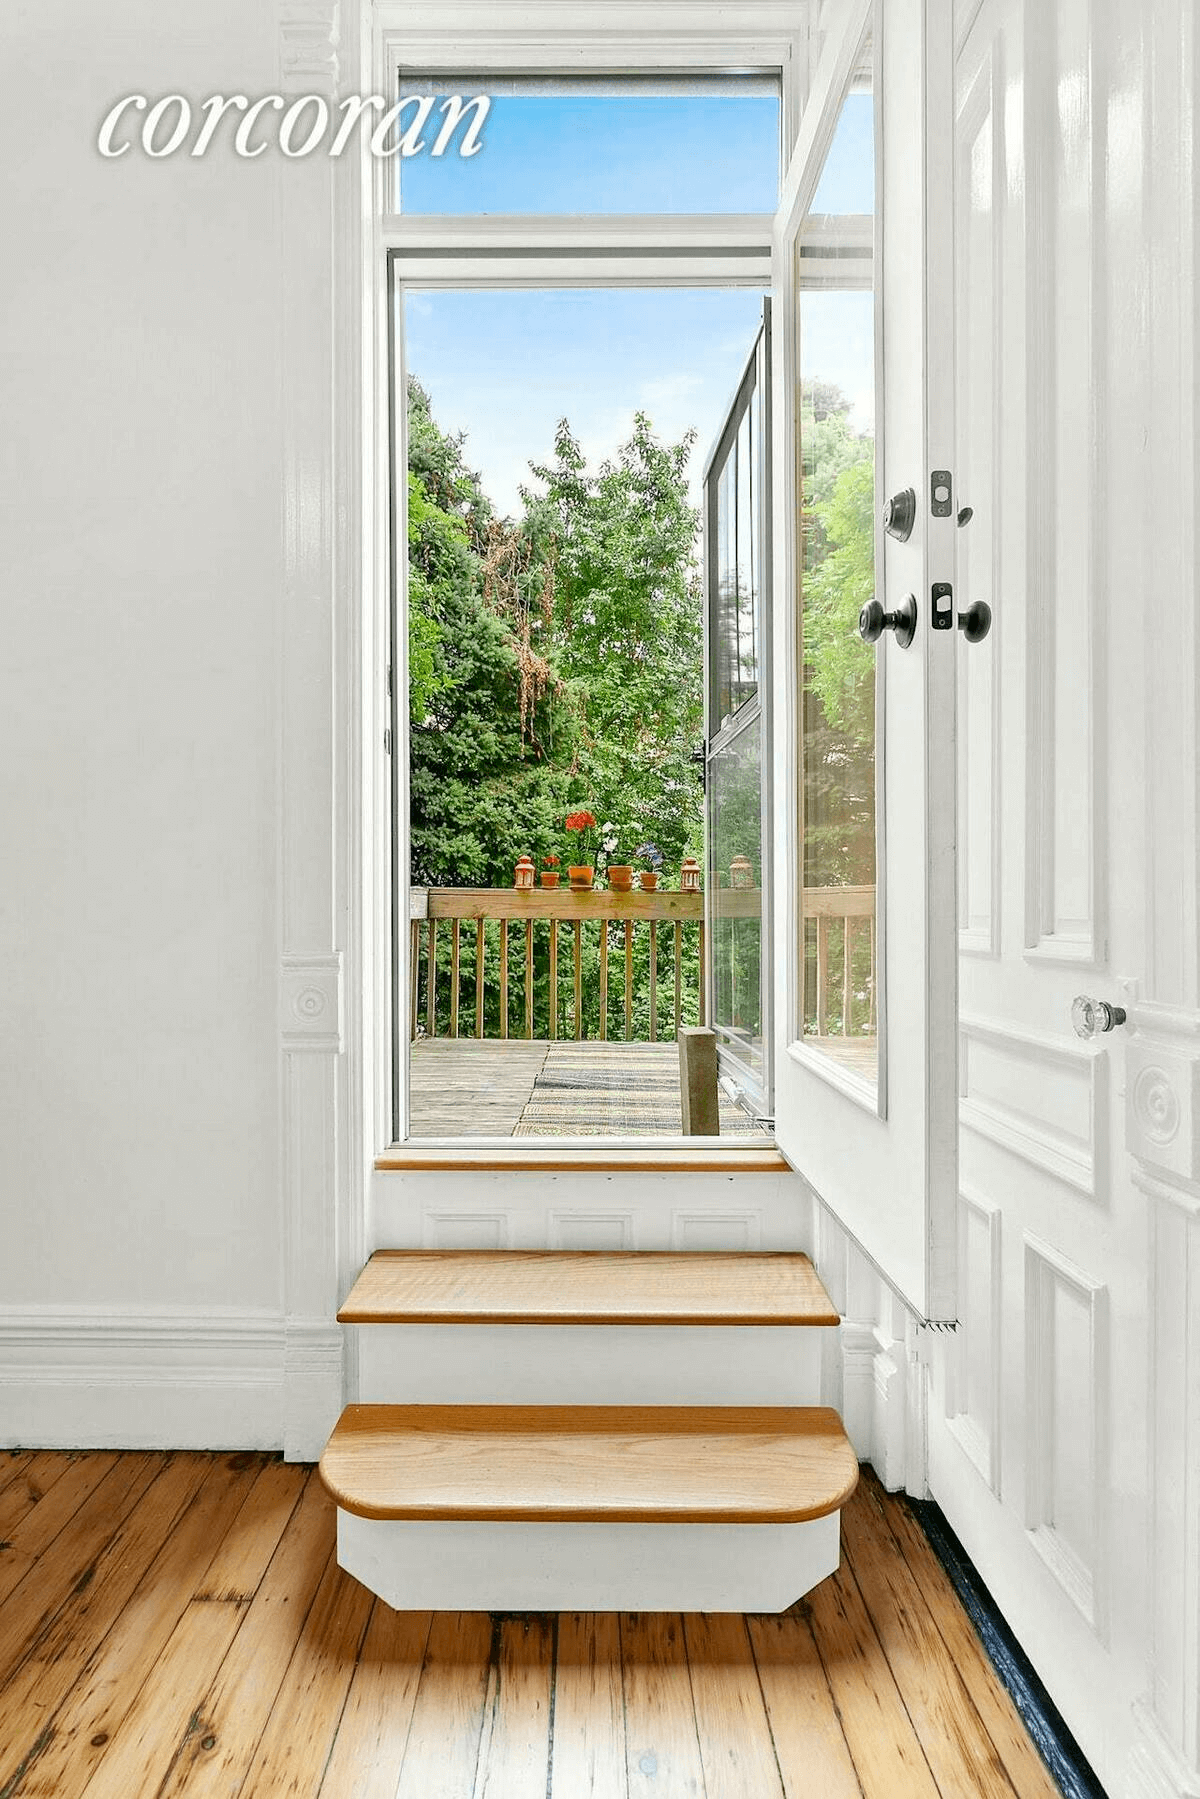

[909,1494,1110,1799]
[0,1308,343,1460]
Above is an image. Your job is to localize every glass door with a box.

[704,304,772,1117]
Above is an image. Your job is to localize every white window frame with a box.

[366,6,813,1150]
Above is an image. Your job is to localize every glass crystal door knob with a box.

[1071,995,1128,1038]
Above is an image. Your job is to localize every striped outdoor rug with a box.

[512,1042,758,1137]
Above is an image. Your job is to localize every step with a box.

[338,1250,840,1326]
[320,1402,858,1523]
[321,1403,859,1612]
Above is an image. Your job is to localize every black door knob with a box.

[957,600,992,643]
[858,594,917,650]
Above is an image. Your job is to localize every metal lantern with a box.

[680,856,701,893]
[513,852,535,891]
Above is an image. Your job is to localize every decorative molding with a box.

[1125,1009,1200,1184]
[280,951,344,1053]
[548,1210,636,1250]
[945,1185,1001,1493]
[959,1015,1102,1197]
[420,1209,511,1249]
[0,1309,342,1458]
[955,36,1002,962]
[280,0,341,97]
[670,1208,763,1250]
[1023,1234,1108,1637]
[1128,1704,1200,1799]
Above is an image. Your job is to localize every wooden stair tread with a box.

[337,1250,840,1327]
[319,1404,859,1524]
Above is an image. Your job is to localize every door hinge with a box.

[384,728,392,755]
[930,469,953,517]
[386,664,393,699]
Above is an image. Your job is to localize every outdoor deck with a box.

[408,1037,877,1138]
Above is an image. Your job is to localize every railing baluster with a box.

[410,920,419,1042]
[475,919,484,1038]
[698,920,706,1025]
[842,917,852,1036]
[525,920,534,1039]
[816,917,829,1036]
[499,921,509,1040]
[599,918,608,1040]
[549,921,558,1041]
[426,920,437,1038]
[450,921,460,1038]
[573,921,583,1039]
[869,913,877,1032]
[649,920,658,1041]
[674,922,682,1035]
[624,921,633,1040]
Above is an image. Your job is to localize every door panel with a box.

[771,0,959,1322]
[926,0,1157,1787]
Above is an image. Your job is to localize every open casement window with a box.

[769,0,959,1320]
[704,307,773,1119]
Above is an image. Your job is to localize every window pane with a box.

[709,714,764,1082]
[397,78,780,214]
[799,60,878,1093]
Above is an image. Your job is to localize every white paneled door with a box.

[927,0,1199,1792]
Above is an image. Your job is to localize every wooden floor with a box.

[0,1449,1064,1798]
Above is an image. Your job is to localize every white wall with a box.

[0,0,308,1444]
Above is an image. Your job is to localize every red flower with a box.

[565,810,597,831]
[543,854,560,867]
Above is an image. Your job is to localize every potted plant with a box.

[540,854,561,890]
[564,809,598,889]
[635,841,664,891]
[600,821,633,892]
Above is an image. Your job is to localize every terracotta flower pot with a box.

[568,865,594,890]
[540,870,560,889]
[638,870,659,892]
[607,865,633,892]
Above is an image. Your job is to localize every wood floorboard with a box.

[0,1452,1069,1799]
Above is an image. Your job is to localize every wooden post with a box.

[449,921,460,1038]
[678,1027,720,1136]
[842,918,852,1035]
[525,920,534,1039]
[475,920,485,1038]
[624,921,634,1040]
[549,921,558,1041]
[674,922,682,1035]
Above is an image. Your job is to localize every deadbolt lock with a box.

[883,487,917,541]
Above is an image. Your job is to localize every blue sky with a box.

[401,87,874,518]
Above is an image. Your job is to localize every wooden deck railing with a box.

[410,888,705,1043]
[804,884,876,1037]
[409,883,878,1044]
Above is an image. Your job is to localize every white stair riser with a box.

[337,1510,841,1612]
[353,1323,827,1406]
